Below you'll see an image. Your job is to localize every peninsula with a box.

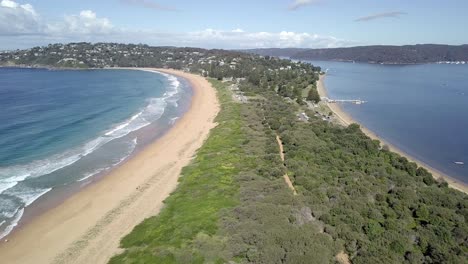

[244,44,468,64]
[0,43,466,264]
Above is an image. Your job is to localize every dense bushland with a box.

[259,94,467,263]
[112,76,467,264]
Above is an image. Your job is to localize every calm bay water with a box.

[308,61,468,184]
[0,68,192,238]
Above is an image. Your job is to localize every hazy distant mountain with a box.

[244,44,468,64]
[239,48,308,58]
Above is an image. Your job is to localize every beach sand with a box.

[0,69,220,264]
[317,75,468,194]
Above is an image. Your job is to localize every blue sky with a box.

[1,0,467,49]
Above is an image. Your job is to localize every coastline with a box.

[317,75,468,194]
[0,69,220,264]
[0,64,91,70]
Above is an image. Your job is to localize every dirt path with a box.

[275,135,297,195]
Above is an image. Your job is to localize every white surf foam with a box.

[162,73,182,107]
[6,187,53,207]
[104,112,143,137]
[0,208,24,240]
[0,72,181,195]
[77,137,138,182]
[112,137,138,167]
[169,116,180,125]
[1,207,19,219]
[145,70,182,106]
[0,72,183,239]
[77,167,108,182]
[0,187,51,239]
[0,199,20,219]
[26,188,52,207]
[0,182,18,196]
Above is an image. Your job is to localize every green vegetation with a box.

[4,43,466,263]
[112,73,467,264]
[109,80,244,263]
[307,85,321,103]
[111,81,340,264]
[262,96,468,263]
[245,44,468,64]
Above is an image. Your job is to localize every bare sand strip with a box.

[275,135,297,195]
[317,75,468,194]
[0,69,220,264]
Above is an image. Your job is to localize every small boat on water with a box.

[454,161,464,165]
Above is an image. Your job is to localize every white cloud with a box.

[232,28,244,33]
[289,0,320,11]
[0,1,115,38]
[355,11,407,22]
[173,29,352,49]
[48,10,115,35]
[1,0,18,8]
[0,1,354,49]
[0,0,42,35]
[120,0,177,11]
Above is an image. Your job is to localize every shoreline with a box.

[0,81,185,241]
[317,75,468,194]
[0,69,220,264]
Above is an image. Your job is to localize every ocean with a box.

[0,68,192,239]
[307,60,468,185]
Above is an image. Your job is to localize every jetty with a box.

[321,96,367,105]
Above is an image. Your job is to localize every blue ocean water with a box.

[308,61,468,184]
[0,68,192,238]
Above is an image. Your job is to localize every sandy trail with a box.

[276,135,297,195]
[317,75,468,194]
[0,69,220,264]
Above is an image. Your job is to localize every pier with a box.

[321,97,367,105]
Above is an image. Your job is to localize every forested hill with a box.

[240,48,308,58]
[244,44,468,64]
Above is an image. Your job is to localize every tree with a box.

[307,88,321,103]
[415,205,430,222]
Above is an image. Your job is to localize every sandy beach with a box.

[317,75,468,194]
[0,69,220,264]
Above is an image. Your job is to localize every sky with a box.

[1,0,467,50]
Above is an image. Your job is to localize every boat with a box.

[454,161,464,165]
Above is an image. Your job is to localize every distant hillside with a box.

[239,48,308,58]
[245,44,468,64]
